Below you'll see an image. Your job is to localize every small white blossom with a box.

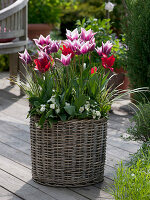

[96,111,101,117]
[105,2,115,12]
[47,95,56,103]
[50,104,55,109]
[40,104,46,112]
[65,102,70,106]
[79,106,84,113]
[83,63,86,69]
[93,18,97,22]
[56,108,60,114]
[85,104,90,111]
[92,110,96,119]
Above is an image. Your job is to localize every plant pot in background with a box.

[30,116,107,187]
[115,68,129,91]
[108,67,129,92]
[28,24,53,40]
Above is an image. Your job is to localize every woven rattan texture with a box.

[30,116,107,187]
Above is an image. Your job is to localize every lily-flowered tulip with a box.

[88,37,96,51]
[66,28,79,41]
[44,40,60,54]
[96,46,103,56]
[96,41,113,56]
[60,45,75,58]
[34,35,51,49]
[34,51,50,73]
[80,42,89,54]
[91,67,97,74]
[60,53,72,66]
[19,49,32,64]
[102,41,113,55]
[80,28,96,41]
[101,54,115,72]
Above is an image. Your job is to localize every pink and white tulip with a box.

[80,28,96,41]
[66,28,79,41]
[96,41,113,56]
[19,49,32,64]
[59,54,72,66]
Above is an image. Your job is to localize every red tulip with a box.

[101,54,115,72]
[91,67,97,74]
[34,51,51,73]
[60,45,75,58]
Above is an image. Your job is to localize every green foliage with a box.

[124,0,150,101]
[60,0,126,37]
[25,60,115,127]
[76,17,127,69]
[0,55,9,72]
[127,102,150,142]
[126,141,150,168]
[60,0,105,38]
[110,147,150,200]
[28,0,61,24]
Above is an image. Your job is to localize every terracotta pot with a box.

[107,67,129,92]
[114,67,129,91]
[28,24,53,40]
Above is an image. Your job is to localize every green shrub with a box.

[110,147,150,200]
[28,0,61,24]
[127,103,150,142]
[124,0,150,101]
[0,55,9,72]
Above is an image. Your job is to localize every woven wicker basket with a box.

[30,116,107,187]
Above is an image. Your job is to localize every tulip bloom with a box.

[80,41,89,54]
[34,35,51,49]
[66,28,79,41]
[60,45,75,58]
[34,51,50,73]
[44,40,60,54]
[96,41,113,56]
[91,67,97,74]
[80,28,96,41]
[59,53,72,66]
[19,49,32,64]
[101,54,115,72]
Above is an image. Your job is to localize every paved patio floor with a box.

[0,72,141,200]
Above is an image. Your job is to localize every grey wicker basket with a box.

[30,116,107,187]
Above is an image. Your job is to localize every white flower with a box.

[79,106,84,113]
[56,108,60,114]
[83,63,86,69]
[96,111,101,117]
[85,103,90,111]
[92,110,96,115]
[50,104,55,109]
[47,95,55,103]
[93,18,97,22]
[40,104,46,112]
[105,2,115,12]
[65,102,70,106]
[93,115,96,119]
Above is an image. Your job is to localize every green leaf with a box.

[64,105,76,116]
[58,114,67,121]
[34,101,41,107]
[39,113,46,126]
[74,94,87,110]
